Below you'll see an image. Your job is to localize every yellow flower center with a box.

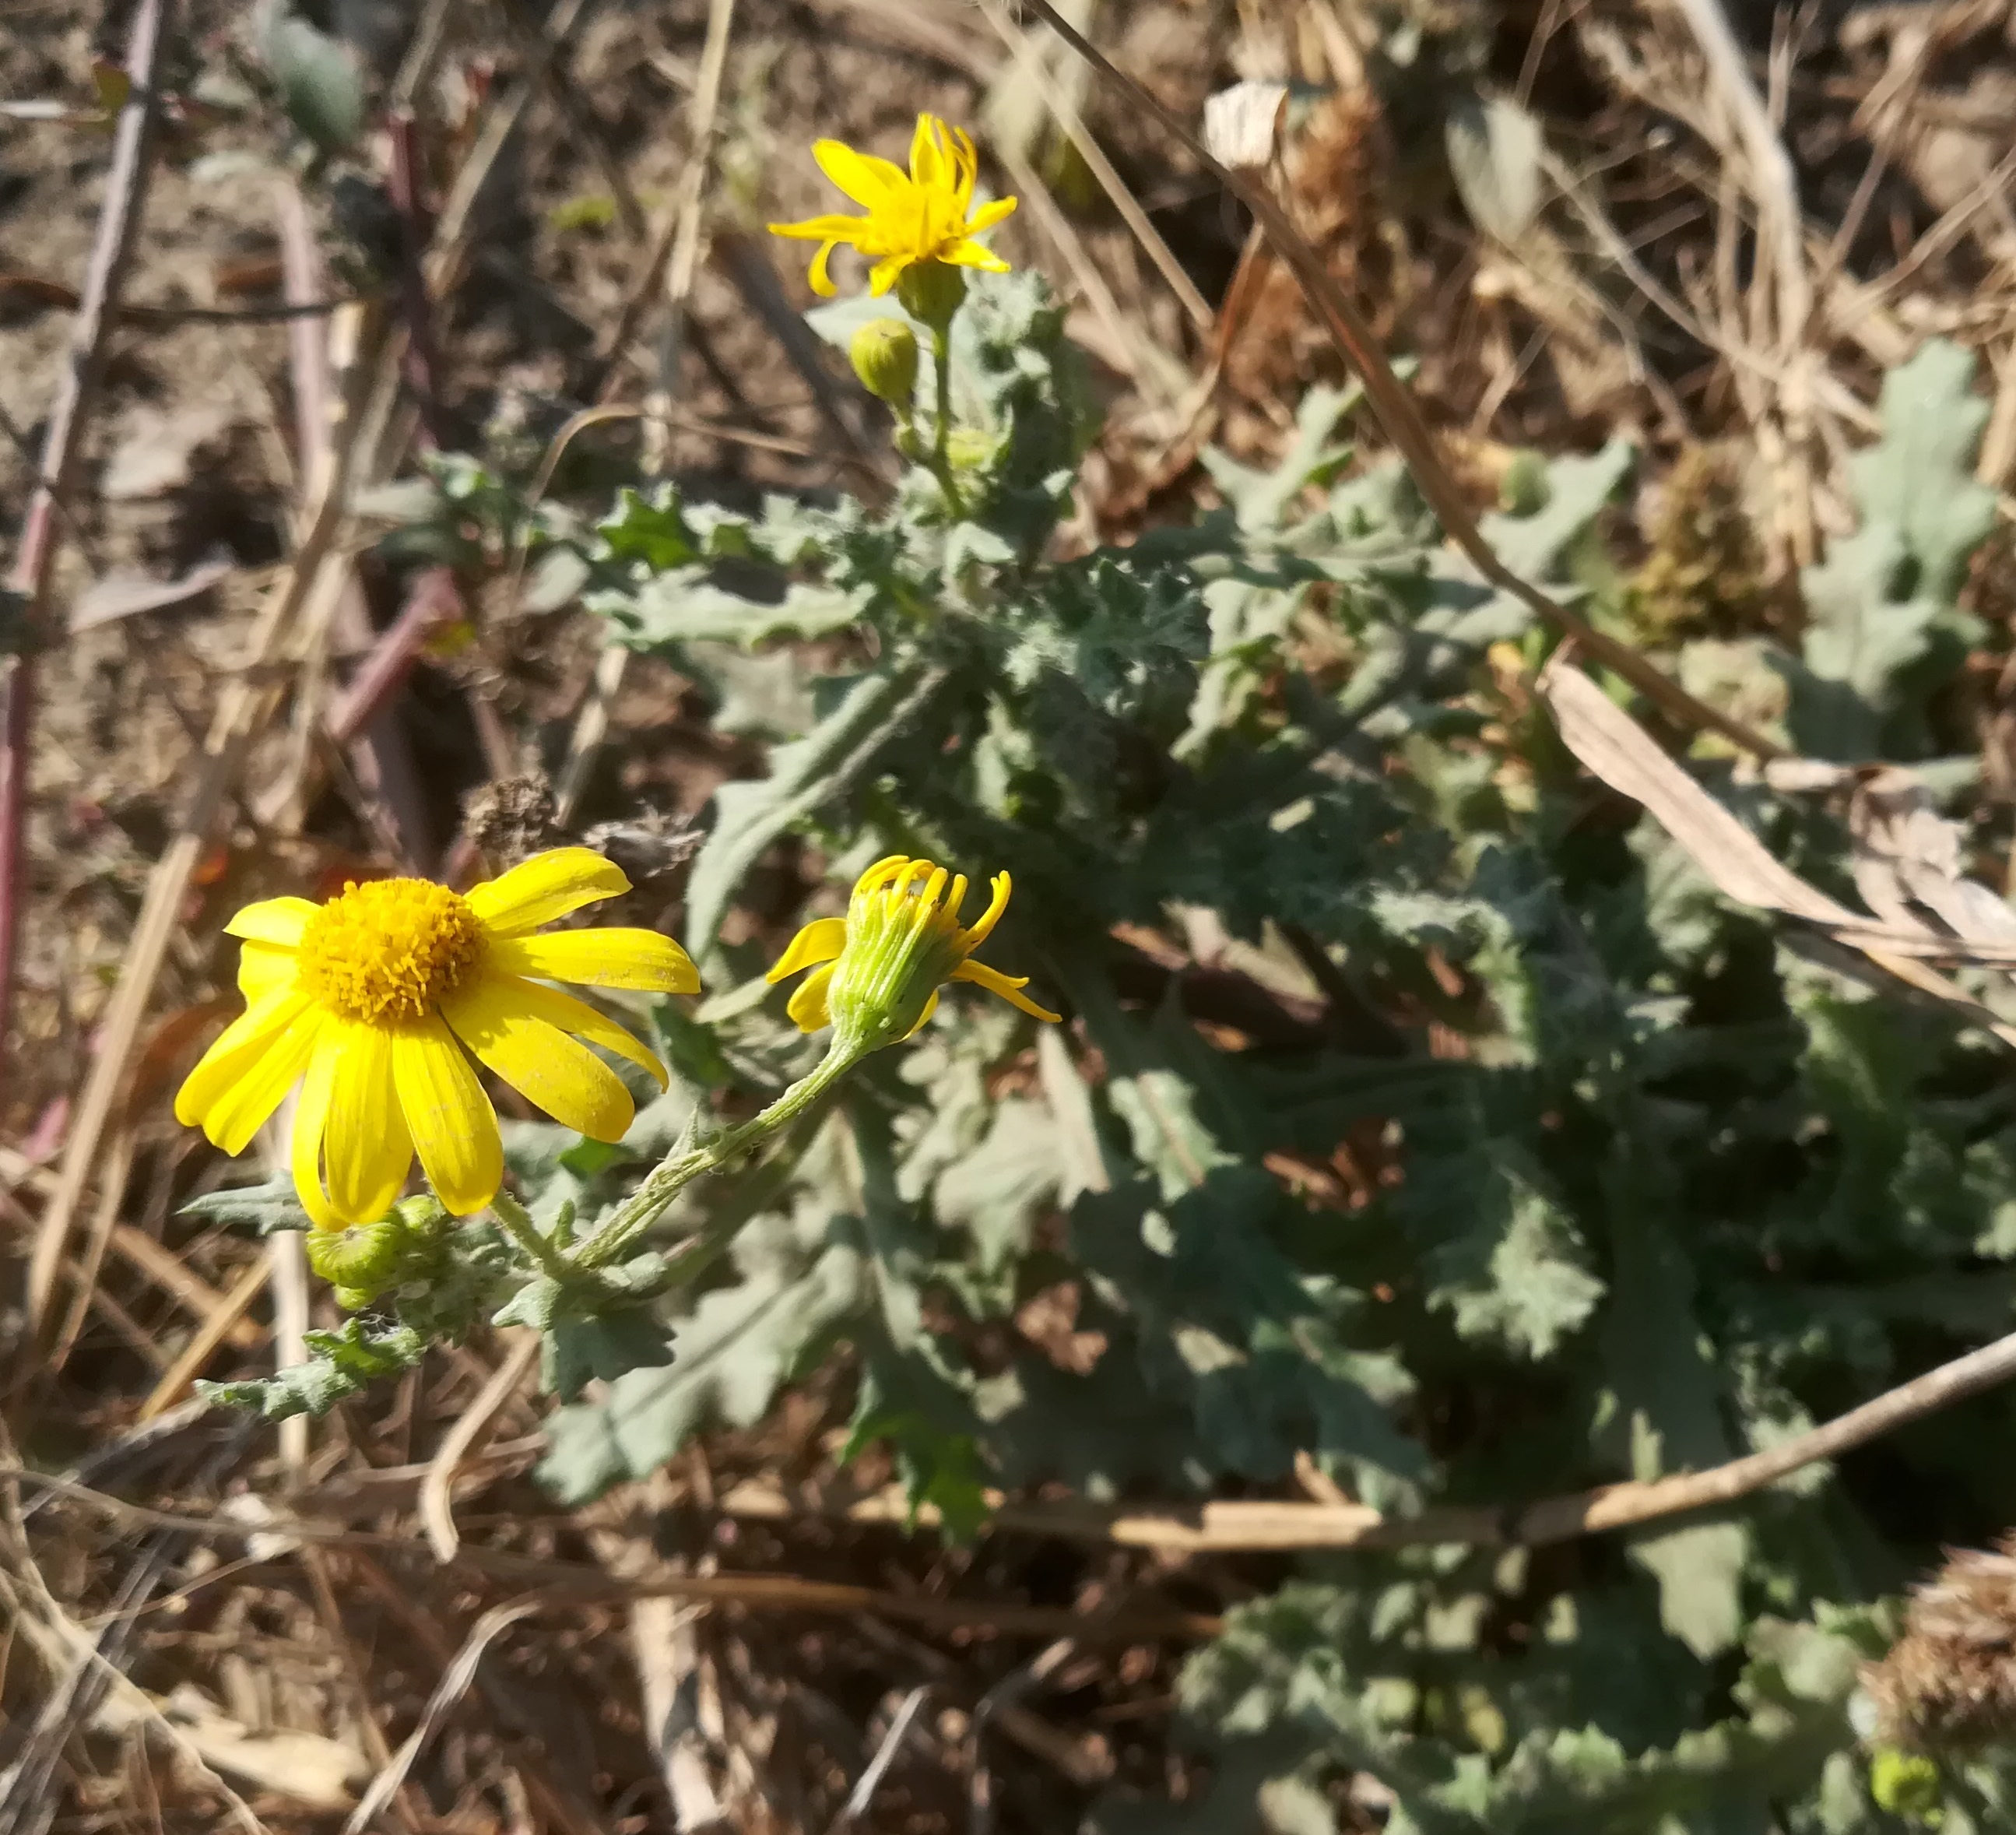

[297,878,486,1026]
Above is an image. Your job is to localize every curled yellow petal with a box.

[492,927,700,994]
[942,239,1012,274]
[766,211,873,243]
[766,916,848,984]
[966,195,1017,234]
[465,847,629,937]
[952,956,1061,1023]
[391,1017,502,1215]
[785,960,838,1032]
[909,113,950,192]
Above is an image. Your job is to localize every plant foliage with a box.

[209,255,2016,1826]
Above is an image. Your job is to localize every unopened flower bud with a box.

[850,318,919,408]
[895,258,966,331]
[305,1193,448,1309]
[307,1220,406,1304]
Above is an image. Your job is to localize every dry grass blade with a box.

[1010,0,1786,761]
[828,1683,929,1832]
[135,1257,272,1423]
[340,1597,544,1835]
[421,1332,539,1560]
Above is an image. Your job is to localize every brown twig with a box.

[0,0,176,1084]
[27,1314,2016,1562]
[275,177,433,867]
[385,110,451,453]
[718,1316,2016,1553]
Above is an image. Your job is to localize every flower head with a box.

[767,855,1059,1056]
[767,113,1016,301]
[174,849,700,1227]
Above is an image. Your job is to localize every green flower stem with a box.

[489,1190,577,1284]
[567,1042,868,1272]
[929,323,965,519]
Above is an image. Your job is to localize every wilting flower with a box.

[767,854,1059,1056]
[175,849,699,1226]
[767,112,1017,299]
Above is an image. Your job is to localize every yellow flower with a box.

[174,849,700,1227]
[767,113,1017,299]
[767,855,1059,1054]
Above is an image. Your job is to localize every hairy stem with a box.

[929,323,964,519]
[489,1190,577,1284]
[569,1042,866,1271]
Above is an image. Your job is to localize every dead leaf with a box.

[1848,766,2016,950]
[101,403,234,501]
[1538,655,2016,1046]
[1203,81,1287,171]
[156,1686,366,1811]
[1537,656,1860,928]
[72,555,234,631]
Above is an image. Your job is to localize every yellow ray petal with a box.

[174,987,314,1132]
[767,211,873,242]
[322,1021,413,1224]
[291,1025,342,1229]
[237,939,300,1003]
[765,916,848,984]
[785,961,838,1032]
[202,1007,328,1158]
[441,979,634,1144]
[942,239,1012,274]
[392,1017,502,1215]
[952,956,1061,1022]
[966,195,1017,234]
[490,927,700,994]
[814,138,908,206]
[867,251,910,295]
[465,848,630,937]
[223,896,318,945]
[473,972,669,1090]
